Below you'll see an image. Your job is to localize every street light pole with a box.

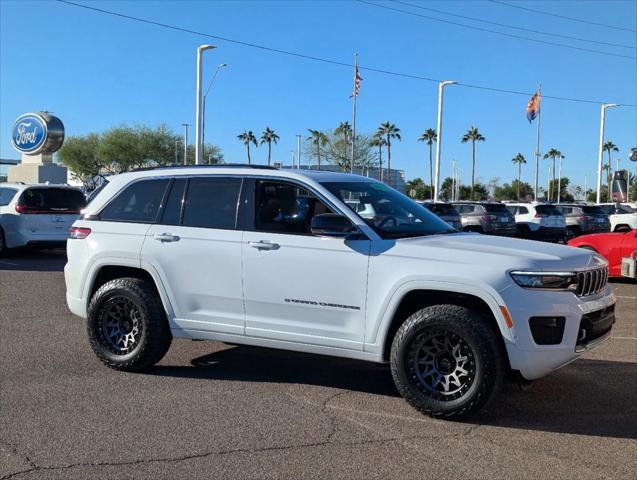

[174,140,179,165]
[296,134,301,170]
[596,103,618,203]
[201,63,227,158]
[195,45,216,165]
[181,123,191,166]
[434,80,457,202]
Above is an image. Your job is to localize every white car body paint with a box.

[65,167,615,381]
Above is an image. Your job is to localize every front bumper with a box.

[500,285,615,380]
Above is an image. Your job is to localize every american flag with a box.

[351,66,362,98]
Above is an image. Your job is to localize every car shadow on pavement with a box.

[0,249,66,272]
[151,347,636,439]
[152,344,401,398]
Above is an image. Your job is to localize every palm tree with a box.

[603,141,619,192]
[377,122,401,187]
[307,129,328,170]
[260,127,279,166]
[370,133,387,182]
[543,148,562,202]
[461,126,486,200]
[602,163,613,200]
[335,121,353,141]
[417,128,437,200]
[237,130,257,165]
[511,153,527,201]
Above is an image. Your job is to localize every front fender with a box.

[365,279,515,356]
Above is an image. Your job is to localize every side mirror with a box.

[311,213,356,237]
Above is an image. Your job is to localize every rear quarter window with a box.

[0,187,18,206]
[100,179,170,223]
[535,205,562,215]
[582,206,605,215]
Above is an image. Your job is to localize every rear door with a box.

[141,176,245,335]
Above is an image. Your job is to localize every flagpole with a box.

[351,52,358,174]
[534,84,542,201]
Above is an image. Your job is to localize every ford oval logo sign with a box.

[11,112,65,155]
[12,114,47,154]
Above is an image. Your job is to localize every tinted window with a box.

[87,180,109,204]
[506,206,517,215]
[427,203,458,216]
[182,177,241,229]
[160,179,187,225]
[100,179,169,223]
[453,204,475,214]
[483,204,510,214]
[582,206,606,215]
[558,206,573,215]
[0,187,18,206]
[535,205,561,215]
[518,206,529,214]
[19,188,87,213]
[616,204,634,214]
[256,180,334,234]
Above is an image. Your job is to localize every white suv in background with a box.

[65,166,615,419]
[598,203,637,232]
[0,183,87,255]
[506,202,566,242]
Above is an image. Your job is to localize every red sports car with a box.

[568,229,637,278]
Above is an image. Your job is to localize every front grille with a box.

[575,267,608,297]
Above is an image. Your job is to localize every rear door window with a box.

[181,177,242,229]
[0,187,18,206]
[428,203,458,216]
[19,188,87,213]
[100,179,170,223]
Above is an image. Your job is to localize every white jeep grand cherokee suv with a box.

[65,166,615,418]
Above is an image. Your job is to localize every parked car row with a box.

[418,199,636,243]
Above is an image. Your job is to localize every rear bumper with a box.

[6,229,70,249]
[526,226,566,240]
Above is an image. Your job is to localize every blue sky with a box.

[1,0,636,189]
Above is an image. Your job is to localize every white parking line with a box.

[611,336,637,340]
[614,295,637,300]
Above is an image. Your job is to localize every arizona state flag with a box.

[526,90,541,123]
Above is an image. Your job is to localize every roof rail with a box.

[131,164,279,172]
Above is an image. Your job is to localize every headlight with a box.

[510,271,578,290]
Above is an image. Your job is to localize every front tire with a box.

[390,304,505,419]
[87,277,172,371]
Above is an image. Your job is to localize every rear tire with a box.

[87,277,172,371]
[390,304,506,419]
[566,226,580,239]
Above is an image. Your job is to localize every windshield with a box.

[483,204,511,215]
[322,181,455,238]
[582,206,606,215]
[20,188,87,212]
[535,205,562,215]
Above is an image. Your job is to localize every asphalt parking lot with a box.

[1,249,635,480]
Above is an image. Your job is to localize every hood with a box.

[387,232,598,271]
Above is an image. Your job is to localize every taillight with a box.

[534,212,543,218]
[69,227,91,239]
[15,204,43,214]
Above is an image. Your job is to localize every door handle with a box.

[249,240,280,251]
[153,233,180,243]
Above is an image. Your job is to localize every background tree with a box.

[58,134,102,188]
[417,128,437,200]
[237,130,258,165]
[461,126,486,200]
[306,129,328,169]
[376,122,401,187]
[260,127,280,166]
[439,177,488,201]
[602,163,613,197]
[602,141,619,196]
[548,177,574,202]
[543,148,562,202]
[493,180,534,201]
[511,153,527,201]
[184,143,224,165]
[405,177,432,200]
[335,121,352,142]
[370,134,387,182]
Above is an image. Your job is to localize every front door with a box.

[141,176,245,335]
[242,179,370,350]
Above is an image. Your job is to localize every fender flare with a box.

[367,279,515,355]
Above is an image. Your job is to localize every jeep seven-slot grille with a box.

[575,267,608,297]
